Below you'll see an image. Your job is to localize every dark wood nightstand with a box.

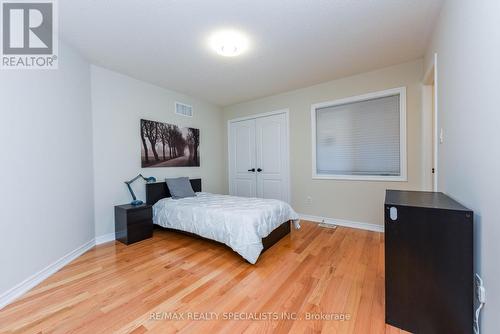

[114,204,153,245]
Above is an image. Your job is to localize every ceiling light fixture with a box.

[209,29,249,57]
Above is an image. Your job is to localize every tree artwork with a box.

[186,128,200,165]
[140,119,200,168]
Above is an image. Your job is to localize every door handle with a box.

[248,168,255,172]
[257,168,263,172]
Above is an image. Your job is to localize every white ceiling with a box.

[60,0,442,106]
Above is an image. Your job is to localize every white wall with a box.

[91,66,226,237]
[223,60,425,227]
[0,43,94,296]
[425,0,500,332]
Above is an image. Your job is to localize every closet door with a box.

[255,113,289,202]
[229,119,257,197]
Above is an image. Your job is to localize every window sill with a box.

[312,174,407,182]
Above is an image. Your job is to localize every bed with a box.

[146,179,300,264]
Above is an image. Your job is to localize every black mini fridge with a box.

[384,190,473,334]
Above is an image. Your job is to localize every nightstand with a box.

[114,204,153,245]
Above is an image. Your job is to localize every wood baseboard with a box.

[0,231,116,310]
[95,232,116,245]
[0,239,95,310]
[299,213,384,232]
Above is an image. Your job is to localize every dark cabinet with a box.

[115,204,153,245]
[385,190,473,334]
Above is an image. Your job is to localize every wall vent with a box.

[175,102,193,117]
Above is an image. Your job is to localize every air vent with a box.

[175,102,193,117]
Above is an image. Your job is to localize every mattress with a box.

[153,192,300,263]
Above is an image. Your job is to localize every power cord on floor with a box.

[474,273,485,334]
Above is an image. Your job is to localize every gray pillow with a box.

[165,177,196,199]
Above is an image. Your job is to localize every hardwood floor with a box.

[0,221,410,334]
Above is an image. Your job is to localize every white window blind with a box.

[314,93,403,179]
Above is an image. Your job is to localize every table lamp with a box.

[125,174,156,205]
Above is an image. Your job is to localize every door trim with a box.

[227,109,291,203]
[423,53,439,191]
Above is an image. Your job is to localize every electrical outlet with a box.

[306,196,313,204]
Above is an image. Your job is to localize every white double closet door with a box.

[229,112,290,203]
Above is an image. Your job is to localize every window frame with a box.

[311,87,407,182]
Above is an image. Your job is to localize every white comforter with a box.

[153,192,300,264]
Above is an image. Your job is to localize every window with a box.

[311,87,406,181]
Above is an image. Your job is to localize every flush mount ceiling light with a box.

[209,29,249,57]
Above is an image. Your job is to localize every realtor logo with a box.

[1,0,58,69]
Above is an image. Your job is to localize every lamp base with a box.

[130,200,144,206]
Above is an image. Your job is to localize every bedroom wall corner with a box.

[0,41,95,300]
[90,66,226,238]
[423,0,500,332]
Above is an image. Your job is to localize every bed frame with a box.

[145,179,291,256]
